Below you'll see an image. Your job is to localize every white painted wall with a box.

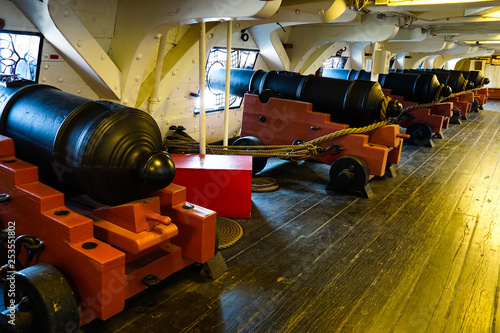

[484,63,500,88]
[157,32,265,142]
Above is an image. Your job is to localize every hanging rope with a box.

[164,96,393,160]
[164,85,486,161]
[397,83,486,118]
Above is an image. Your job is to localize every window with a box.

[322,56,348,70]
[0,30,43,81]
[195,47,259,113]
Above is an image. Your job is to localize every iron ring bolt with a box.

[14,235,45,267]
[142,274,160,287]
[24,240,45,263]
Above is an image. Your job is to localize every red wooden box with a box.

[171,154,253,218]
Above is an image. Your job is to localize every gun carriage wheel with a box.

[0,264,79,333]
[327,156,371,196]
[405,121,434,147]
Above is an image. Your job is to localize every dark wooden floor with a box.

[5,100,500,332]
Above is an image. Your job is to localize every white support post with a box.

[199,22,207,155]
[223,21,232,147]
[148,33,167,114]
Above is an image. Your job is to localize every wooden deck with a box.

[2,100,500,332]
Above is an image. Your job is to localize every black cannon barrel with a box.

[431,69,489,88]
[0,75,175,206]
[403,69,466,93]
[378,72,452,103]
[321,69,371,81]
[207,68,402,127]
[322,69,452,103]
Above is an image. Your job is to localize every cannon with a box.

[208,68,408,196]
[429,69,490,114]
[0,75,219,332]
[403,69,469,93]
[378,72,455,144]
[378,72,452,103]
[0,75,175,206]
[321,69,452,103]
[322,69,454,146]
[430,69,490,113]
[391,68,489,114]
[431,69,489,88]
[208,68,402,127]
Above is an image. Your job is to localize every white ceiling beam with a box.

[14,0,122,99]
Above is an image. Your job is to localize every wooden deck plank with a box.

[378,114,500,333]
[282,113,495,333]
[391,213,478,333]
[349,112,500,332]
[391,155,500,332]
[441,215,500,333]
[228,113,496,330]
[439,116,500,332]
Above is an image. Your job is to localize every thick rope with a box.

[164,87,484,160]
[252,177,279,192]
[164,96,392,160]
[216,216,243,249]
[397,84,485,118]
[462,79,469,92]
[434,84,444,101]
[379,94,389,120]
[164,124,388,159]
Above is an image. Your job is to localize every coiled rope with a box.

[216,216,243,249]
[252,177,280,192]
